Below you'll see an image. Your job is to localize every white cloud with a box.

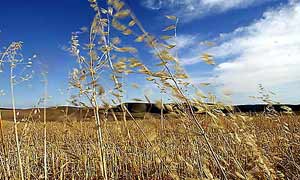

[167,1,300,104]
[213,1,300,98]
[142,0,274,21]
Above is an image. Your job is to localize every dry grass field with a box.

[1,112,299,179]
[1,0,300,179]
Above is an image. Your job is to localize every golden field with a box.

[1,112,299,179]
[1,0,300,179]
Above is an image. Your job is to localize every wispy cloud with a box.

[213,1,300,96]
[142,0,274,21]
[169,1,300,103]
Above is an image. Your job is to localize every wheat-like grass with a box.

[0,0,299,179]
[0,114,299,179]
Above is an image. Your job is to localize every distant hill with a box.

[1,103,299,121]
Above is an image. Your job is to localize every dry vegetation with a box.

[1,0,300,179]
[1,113,300,179]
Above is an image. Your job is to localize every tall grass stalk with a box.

[10,63,24,180]
[43,74,48,180]
[89,14,108,179]
[128,9,228,179]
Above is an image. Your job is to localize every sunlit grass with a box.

[1,113,299,179]
[0,0,299,179]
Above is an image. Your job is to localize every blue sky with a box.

[0,0,299,107]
